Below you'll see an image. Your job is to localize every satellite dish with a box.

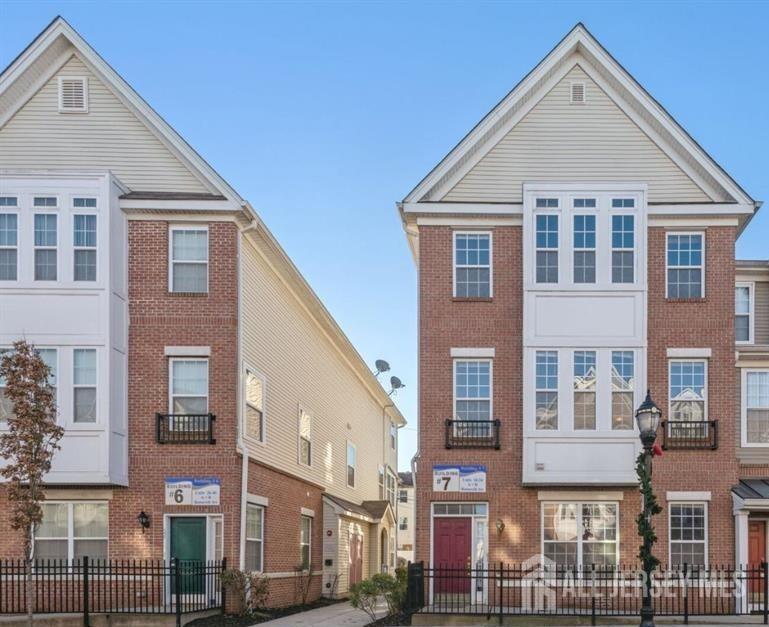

[373,359,390,377]
[388,376,405,396]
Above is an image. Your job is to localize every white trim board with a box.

[451,347,495,358]
[667,348,712,358]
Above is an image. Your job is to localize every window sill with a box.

[452,297,493,303]
[168,291,209,297]
[665,297,706,303]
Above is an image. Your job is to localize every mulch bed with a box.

[187,597,346,627]
[367,611,412,626]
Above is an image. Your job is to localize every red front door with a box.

[749,521,766,594]
[349,533,363,587]
[433,517,471,594]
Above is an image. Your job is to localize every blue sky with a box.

[2,1,767,470]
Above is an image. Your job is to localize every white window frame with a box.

[741,369,769,448]
[168,357,209,415]
[666,232,705,299]
[73,213,97,282]
[168,225,209,294]
[36,347,58,414]
[72,348,97,424]
[378,465,385,499]
[610,350,635,431]
[298,407,313,467]
[0,203,18,282]
[386,469,397,508]
[668,359,708,423]
[540,500,620,570]
[33,501,109,562]
[245,503,264,573]
[572,212,596,285]
[452,231,493,298]
[735,282,754,345]
[33,212,58,282]
[534,209,560,284]
[346,441,357,488]
[390,420,397,450]
[300,515,312,570]
[243,365,266,444]
[57,76,89,113]
[453,358,493,430]
[535,350,558,430]
[668,501,708,569]
[573,350,597,431]
[610,214,635,284]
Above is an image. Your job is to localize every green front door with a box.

[170,517,206,595]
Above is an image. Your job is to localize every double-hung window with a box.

[667,234,704,298]
[611,351,634,430]
[573,213,596,284]
[744,371,769,445]
[573,351,596,430]
[454,233,491,298]
[399,489,408,504]
[542,502,618,569]
[611,215,634,283]
[170,227,208,293]
[245,504,264,572]
[73,349,96,423]
[170,359,208,434]
[73,214,97,281]
[399,517,408,531]
[34,214,57,281]
[669,360,706,422]
[735,284,753,343]
[244,368,265,442]
[669,503,707,569]
[0,200,18,280]
[535,351,558,430]
[387,471,396,507]
[298,409,312,466]
[535,211,559,284]
[390,421,397,450]
[34,502,108,561]
[300,515,312,570]
[454,360,491,437]
[37,348,58,408]
[378,466,385,499]
[346,442,356,487]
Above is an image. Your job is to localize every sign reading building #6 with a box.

[165,477,221,506]
[433,465,486,493]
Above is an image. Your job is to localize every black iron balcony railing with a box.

[660,420,718,450]
[445,419,500,450]
[156,413,216,444]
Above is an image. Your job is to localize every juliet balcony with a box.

[156,413,217,444]
[660,420,718,451]
[445,419,501,450]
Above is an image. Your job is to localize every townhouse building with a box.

[397,472,415,565]
[399,24,764,577]
[0,17,404,607]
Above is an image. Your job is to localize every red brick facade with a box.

[415,223,739,566]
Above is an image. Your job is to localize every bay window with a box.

[73,214,97,281]
[454,232,491,298]
[611,351,634,430]
[535,351,558,430]
[611,215,634,283]
[34,502,108,562]
[542,502,618,569]
[0,211,18,281]
[535,213,559,284]
[73,349,96,423]
[573,214,596,284]
[34,213,57,281]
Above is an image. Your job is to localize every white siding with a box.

[0,54,209,193]
[240,236,396,504]
[443,65,710,204]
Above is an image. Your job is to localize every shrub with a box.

[350,577,381,622]
[220,569,270,615]
[351,568,408,620]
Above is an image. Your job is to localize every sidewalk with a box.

[256,601,386,626]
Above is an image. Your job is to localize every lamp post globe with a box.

[636,390,662,451]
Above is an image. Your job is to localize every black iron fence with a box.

[661,420,718,450]
[406,561,769,625]
[157,413,216,444]
[0,557,225,626]
[445,419,501,449]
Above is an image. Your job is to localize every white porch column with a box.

[735,508,749,613]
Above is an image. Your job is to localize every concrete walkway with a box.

[256,601,387,626]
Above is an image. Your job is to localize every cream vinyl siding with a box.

[756,281,769,345]
[443,65,710,204]
[0,54,209,193]
[241,236,394,502]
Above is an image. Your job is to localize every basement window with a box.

[58,76,88,113]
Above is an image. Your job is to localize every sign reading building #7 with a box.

[165,477,221,506]
[433,465,486,493]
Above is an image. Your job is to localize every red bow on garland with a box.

[652,442,663,457]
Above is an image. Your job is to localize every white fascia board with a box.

[667,491,711,502]
[648,204,755,215]
[120,199,243,212]
[417,217,522,227]
[667,348,712,358]
[402,202,522,215]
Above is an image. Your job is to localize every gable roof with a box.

[403,23,756,210]
[0,16,245,205]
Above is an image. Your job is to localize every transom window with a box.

[299,409,312,466]
[245,504,264,572]
[745,371,769,445]
[536,198,559,209]
[454,360,491,423]
[170,227,208,293]
[34,502,108,561]
[573,351,596,430]
[73,197,96,208]
[244,368,265,442]
[0,197,18,207]
[669,360,706,422]
[535,351,558,430]
[535,215,559,284]
[73,215,97,281]
[33,196,57,208]
[34,214,57,281]
[542,502,618,569]
[454,233,491,298]
[346,442,356,487]
[573,198,596,209]
[667,234,703,299]
[735,285,753,343]
[611,198,635,209]
[669,503,707,568]
[573,215,596,284]
[170,358,208,414]
[0,213,18,281]
[433,503,487,516]
[611,351,634,430]
[611,215,634,283]
[73,349,96,423]
[300,515,312,569]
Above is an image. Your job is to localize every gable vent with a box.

[58,77,88,113]
[570,81,586,104]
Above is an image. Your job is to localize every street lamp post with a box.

[635,390,662,627]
